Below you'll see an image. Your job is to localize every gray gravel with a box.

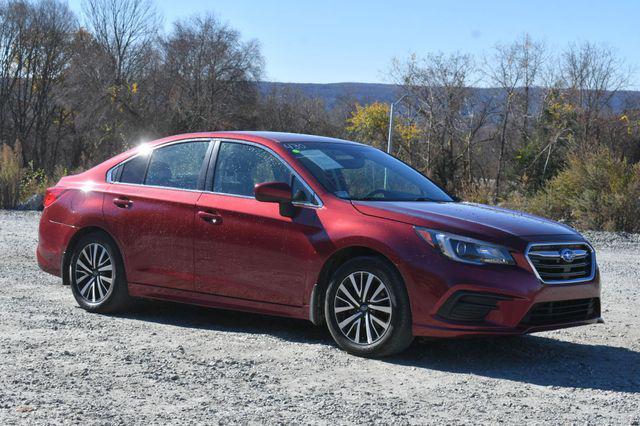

[1,210,639,425]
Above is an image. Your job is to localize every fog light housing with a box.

[437,291,512,323]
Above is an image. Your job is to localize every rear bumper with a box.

[37,218,76,277]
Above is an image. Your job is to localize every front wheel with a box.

[324,257,413,357]
[70,232,131,313]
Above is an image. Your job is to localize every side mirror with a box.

[254,182,295,217]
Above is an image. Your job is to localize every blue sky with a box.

[67,0,640,88]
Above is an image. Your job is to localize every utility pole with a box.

[387,93,415,154]
[387,102,395,154]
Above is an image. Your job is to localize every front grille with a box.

[526,243,595,284]
[522,298,600,326]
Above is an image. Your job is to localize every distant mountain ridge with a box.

[258,82,401,108]
[259,81,640,113]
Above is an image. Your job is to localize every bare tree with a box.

[0,0,75,170]
[72,0,160,157]
[485,41,523,202]
[560,42,630,145]
[161,13,263,132]
[483,35,546,201]
[515,34,545,144]
[257,85,344,136]
[391,52,487,193]
[0,1,21,144]
[82,0,160,85]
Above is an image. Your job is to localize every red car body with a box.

[37,131,601,338]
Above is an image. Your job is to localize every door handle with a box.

[113,197,133,209]
[198,211,223,225]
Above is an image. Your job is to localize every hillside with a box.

[259,82,640,113]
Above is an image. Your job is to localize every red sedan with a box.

[37,132,601,357]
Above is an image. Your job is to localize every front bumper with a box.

[405,239,602,338]
[411,274,601,337]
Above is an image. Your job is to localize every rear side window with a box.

[145,141,209,190]
[119,155,149,184]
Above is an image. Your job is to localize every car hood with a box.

[351,201,580,243]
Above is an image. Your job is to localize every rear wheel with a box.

[70,232,131,313]
[324,257,413,357]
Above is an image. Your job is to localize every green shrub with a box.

[19,164,68,203]
[507,148,640,232]
[0,143,70,209]
[0,143,24,209]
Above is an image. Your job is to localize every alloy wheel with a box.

[333,271,392,345]
[74,243,115,304]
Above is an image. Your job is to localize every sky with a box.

[66,0,640,88]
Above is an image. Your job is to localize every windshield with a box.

[284,142,453,202]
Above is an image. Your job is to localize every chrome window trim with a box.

[209,138,323,209]
[103,180,205,194]
[105,137,324,209]
[525,241,597,285]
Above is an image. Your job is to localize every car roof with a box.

[223,131,359,145]
[160,131,362,146]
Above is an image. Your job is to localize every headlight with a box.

[414,227,515,265]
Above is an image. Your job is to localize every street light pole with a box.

[385,93,411,188]
[387,102,395,154]
[387,93,412,154]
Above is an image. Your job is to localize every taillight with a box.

[43,187,66,208]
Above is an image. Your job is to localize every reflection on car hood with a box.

[351,201,579,239]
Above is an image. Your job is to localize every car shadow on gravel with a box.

[111,300,334,345]
[111,302,639,393]
[388,335,640,393]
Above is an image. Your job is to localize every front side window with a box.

[213,142,316,204]
[284,142,453,202]
[145,141,209,190]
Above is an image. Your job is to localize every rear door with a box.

[103,139,212,290]
[194,140,322,306]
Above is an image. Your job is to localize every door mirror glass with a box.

[254,181,293,203]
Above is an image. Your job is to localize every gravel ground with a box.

[0,210,638,425]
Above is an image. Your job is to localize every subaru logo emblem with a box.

[560,248,575,262]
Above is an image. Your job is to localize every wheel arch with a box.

[309,245,406,326]
[62,226,123,286]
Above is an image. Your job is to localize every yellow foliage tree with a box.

[346,102,422,155]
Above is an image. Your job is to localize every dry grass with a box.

[0,143,23,209]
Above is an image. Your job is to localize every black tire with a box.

[69,232,131,313]
[324,256,414,357]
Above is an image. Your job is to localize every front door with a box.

[194,141,320,306]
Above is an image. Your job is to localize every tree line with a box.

[0,0,639,230]
[348,36,640,231]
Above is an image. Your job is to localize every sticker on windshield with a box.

[283,143,307,151]
[300,149,343,170]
